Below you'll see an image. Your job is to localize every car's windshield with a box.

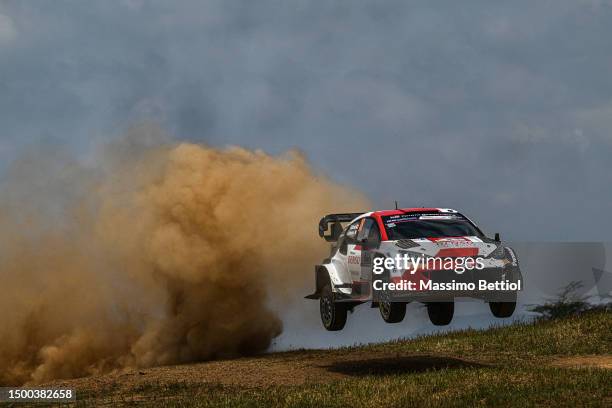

[382,213,481,240]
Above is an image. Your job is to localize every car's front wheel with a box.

[378,288,406,323]
[489,291,517,318]
[320,284,347,331]
[427,301,454,326]
[379,301,406,323]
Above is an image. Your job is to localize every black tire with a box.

[489,290,517,318]
[489,300,516,318]
[379,301,406,323]
[320,284,347,331]
[378,286,406,323]
[489,301,516,318]
[376,270,406,323]
[427,302,454,326]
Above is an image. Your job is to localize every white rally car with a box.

[306,208,522,331]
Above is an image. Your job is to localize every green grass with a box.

[367,310,612,359]
[73,311,611,407]
[159,367,610,408]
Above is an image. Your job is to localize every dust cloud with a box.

[0,127,368,385]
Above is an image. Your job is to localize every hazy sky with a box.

[1,0,611,240]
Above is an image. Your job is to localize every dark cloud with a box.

[1,0,611,239]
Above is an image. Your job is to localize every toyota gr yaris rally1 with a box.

[306,208,522,331]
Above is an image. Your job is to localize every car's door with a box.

[344,219,363,282]
[331,220,358,286]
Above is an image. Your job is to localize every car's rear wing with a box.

[318,212,364,242]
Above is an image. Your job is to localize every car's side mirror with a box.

[494,232,501,242]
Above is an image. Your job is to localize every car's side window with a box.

[367,220,381,247]
[357,218,381,248]
[356,218,372,242]
[340,220,361,255]
[345,220,360,243]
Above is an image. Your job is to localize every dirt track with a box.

[41,349,481,393]
[42,348,612,394]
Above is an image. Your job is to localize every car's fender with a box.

[304,262,351,299]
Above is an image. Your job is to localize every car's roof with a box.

[349,208,472,240]
[372,207,452,217]
[352,208,460,222]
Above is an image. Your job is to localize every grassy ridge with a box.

[165,368,610,408]
[369,310,612,358]
[73,311,611,407]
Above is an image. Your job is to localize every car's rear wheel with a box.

[320,284,347,331]
[427,302,454,326]
[489,291,517,318]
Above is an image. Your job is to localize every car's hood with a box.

[385,236,499,258]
